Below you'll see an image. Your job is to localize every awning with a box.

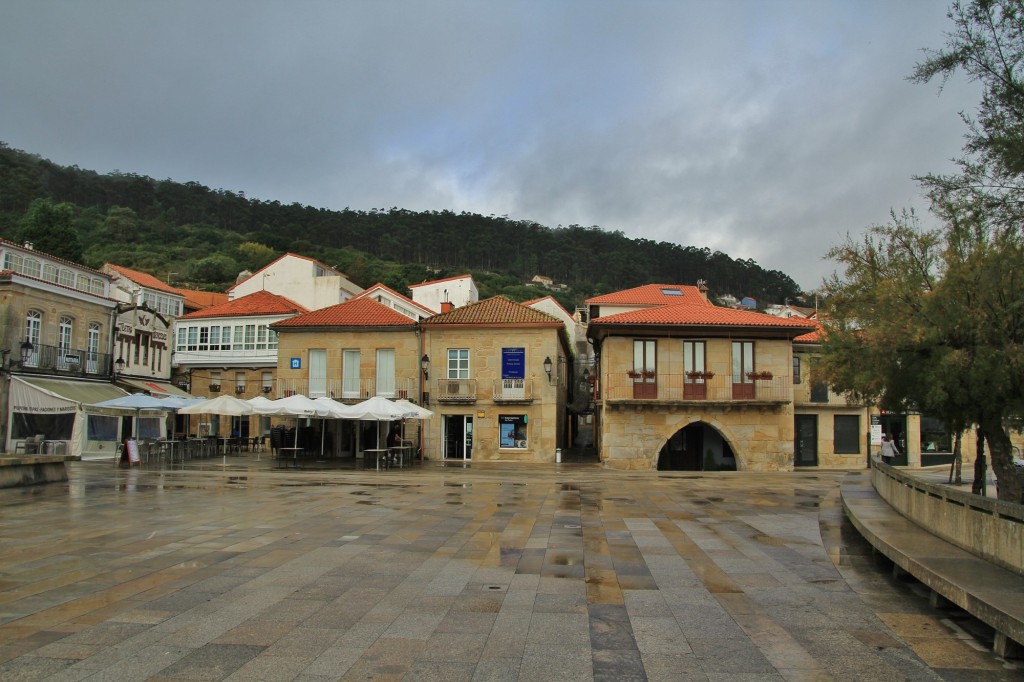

[119,378,192,398]
[11,376,129,414]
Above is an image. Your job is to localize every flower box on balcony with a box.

[234,386,246,394]
[628,370,656,379]
[261,386,272,394]
[209,384,221,392]
[747,371,773,381]
[686,371,715,381]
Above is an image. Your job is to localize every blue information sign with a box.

[290,357,301,369]
[502,347,525,379]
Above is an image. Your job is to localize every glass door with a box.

[443,415,473,460]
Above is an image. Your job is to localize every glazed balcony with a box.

[276,377,419,402]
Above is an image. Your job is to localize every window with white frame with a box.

[447,349,469,379]
[309,349,327,397]
[342,349,361,398]
[87,323,101,374]
[376,348,395,397]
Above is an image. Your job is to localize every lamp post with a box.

[543,356,553,384]
[114,356,125,379]
[420,354,430,405]
[19,340,33,365]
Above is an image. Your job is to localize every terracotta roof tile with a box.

[794,325,823,343]
[104,264,182,295]
[179,290,308,319]
[424,296,563,326]
[177,288,229,310]
[593,302,816,331]
[272,297,418,328]
[586,283,710,307]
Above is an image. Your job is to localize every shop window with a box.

[499,414,528,449]
[920,416,952,454]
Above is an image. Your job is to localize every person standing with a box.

[879,433,900,463]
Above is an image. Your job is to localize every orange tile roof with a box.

[272,297,419,328]
[177,288,229,310]
[592,302,816,331]
[179,290,308,319]
[104,263,181,295]
[423,296,563,327]
[408,273,473,288]
[794,325,823,343]
[586,283,710,307]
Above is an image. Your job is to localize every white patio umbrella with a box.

[345,396,420,453]
[312,397,359,455]
[178,394,254,415]
[394,399,434,420]
[90,393,179,438]
[250,394,324,456]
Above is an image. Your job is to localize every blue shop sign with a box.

[502,347,525,379]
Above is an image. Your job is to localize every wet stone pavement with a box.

[0,458,1021,681]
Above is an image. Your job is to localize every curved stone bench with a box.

[842,469,1024,659]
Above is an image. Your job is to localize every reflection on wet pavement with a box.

[0,459,1020,681]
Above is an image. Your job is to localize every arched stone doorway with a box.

[657,422,737,471]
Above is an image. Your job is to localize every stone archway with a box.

[657,420,738,471]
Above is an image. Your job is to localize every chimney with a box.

[440,301,454,313]
[696,279,709,302]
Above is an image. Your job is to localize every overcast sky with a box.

[0,1,980,291]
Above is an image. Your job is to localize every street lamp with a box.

[420,354,430,380]
[114,356,125,378]
[19,340,33,365]
[543,356,553,383]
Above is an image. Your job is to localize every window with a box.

[58,269,74,288]
[24,310,41,367]
[235,371,247,393]
[447,349,469,379]
[261,371,273,393]
[633,340,656,374]
[342,349,361,398]
[42,263,58,283]
[23,258,41,278]
[90,278,104,295]
[75,274,89,292]
[920,416,952,454]
[4,252,23,271]
[244,324,256,350]
[792,355,802,384]
[87,323,101,374]
[376,348,395,397]
[499,414,528,449]
[731,341,754,383]
[309,349,326,397]
[834,415,860,454]
[58,316,73,350]
[683,341,706,378]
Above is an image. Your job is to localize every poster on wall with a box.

[499,414,528,448]
[501,348,525,379]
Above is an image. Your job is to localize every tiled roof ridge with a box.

[592,301,817,329]
[272,296,419,328]
[424,295,563,326]
[1,238,107,276]
[179,289,309,319]
[352,282,434,314]
[104,263,182,295]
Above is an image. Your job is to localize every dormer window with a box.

[660,288,683,296]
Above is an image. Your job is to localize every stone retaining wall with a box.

[0,455,78,488]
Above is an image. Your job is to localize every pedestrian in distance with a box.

[879,433,900,463]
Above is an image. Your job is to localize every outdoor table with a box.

[364,448,389,471]
[159,439,182,465]
[388,445,411,468]
[278,446,303,468]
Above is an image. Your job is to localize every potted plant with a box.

[686,371,715,381]
[747,371,773,381]
[209,383,221,392]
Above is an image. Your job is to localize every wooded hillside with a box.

[0,142,803,310]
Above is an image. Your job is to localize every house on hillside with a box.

[172,290,307,440]
[352,282,435,321]
[420,296,569,462]
[586,283,816,471]
[229,253,363,311]
[409,273,478,313]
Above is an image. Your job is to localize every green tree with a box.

[912,0,1024,231]
[17,198,82,262]
[103,205,138,242]
[187,254,238,284]
[236,241,277,272]
[820,207,1024,502]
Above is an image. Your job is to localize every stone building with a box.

[420,296,570,462]
[586,284,816,471]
